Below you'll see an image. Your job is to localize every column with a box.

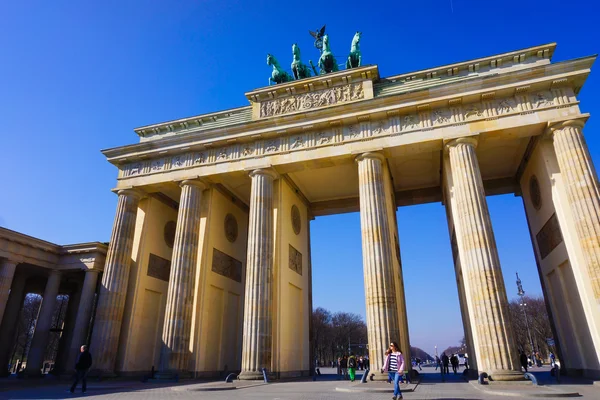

[160,180,205,375]
[25,270,62,375]
[356,152,400,380]
[0,273,27,377]
[549,119,600,302]
[446,137,520,379]
[89,188,143,374]
[66,270,99,371]
[239,169,277,380]
[0,260,18,326]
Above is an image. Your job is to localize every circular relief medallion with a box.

[164,221,176,248]
[529,175,542,210]
[291,205,301,235]
[224,213,238,243]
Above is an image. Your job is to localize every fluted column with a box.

[160,180,206,374]
[549,119,600,302]
[25,270,62,375]
[239,169,277,380]
[0,260,18,326]
[0,273,27,377]
[66,269,100,370]
[356,152,400,380]
[446,137,520,379]
[90,188,143,374]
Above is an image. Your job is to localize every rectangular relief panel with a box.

[536,213,563,259]
[288,244,302,276]
[212,248,242,282]
[147,253,171,281]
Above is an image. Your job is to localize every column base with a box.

[369,370,392,381]
[238,370,267,380]
[488,370,526,381]
[153,371,190,381]
[86,369,118,379]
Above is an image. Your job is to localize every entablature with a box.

[103,54,594,172]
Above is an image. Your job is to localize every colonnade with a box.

[0,262,99,376]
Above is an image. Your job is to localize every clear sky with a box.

[1,1,599,356]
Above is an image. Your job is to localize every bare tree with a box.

[509,295,553,358]
[311,308,368,365]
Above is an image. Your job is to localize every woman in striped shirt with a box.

[382,341,405,400]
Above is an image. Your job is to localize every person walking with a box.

[520,351,528,373]
[416,357,422,371]
[69,345,92,394]
[340,355,348,380]
[382,342,405,400]
[441,352,450,375]
[348,353,357,382]
[450,354,458,374]
[435,355,440,370]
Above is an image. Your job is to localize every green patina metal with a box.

[267,54,292,85]
[346,31,362,69]
[318,35,338,74]
[266,27,363,83]
[291,44,312,80]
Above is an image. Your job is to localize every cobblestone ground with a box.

[1,366,599,399]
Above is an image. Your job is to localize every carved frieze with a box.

[259,83,364,118]
[122,90,571,179]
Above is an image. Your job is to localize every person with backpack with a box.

[348,352,357,382]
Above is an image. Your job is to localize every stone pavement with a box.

[1,366,599,399]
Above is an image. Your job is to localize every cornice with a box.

[384,43,557,83]
[102,55,594,164]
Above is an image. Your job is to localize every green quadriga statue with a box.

[346,31,362,69]
[267,54,292,85]
[291,44,312,80]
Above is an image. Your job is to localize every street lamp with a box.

[516,273,535,357]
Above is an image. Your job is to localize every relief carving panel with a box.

[259,83,364,118]
[536,213,563,259]
[289,244,302,276]
[147,253,171,282]
[212,248,242,282]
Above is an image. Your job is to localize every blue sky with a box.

[1,1,599,355]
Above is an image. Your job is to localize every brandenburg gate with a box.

[5,42,597,380]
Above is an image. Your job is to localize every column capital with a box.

[444,136,478,152]
[116,188,145,200]
[1,259,18,268]
[179,179,208,191]
[355,151,386,163]
[248,168,279,180]
[48,269,62,277]
[546,116,588,136]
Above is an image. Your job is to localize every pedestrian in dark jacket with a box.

[520,351,528,373]
[441,352,450,375]
[70,345,92,393]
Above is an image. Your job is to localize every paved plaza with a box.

[1,367,599,399]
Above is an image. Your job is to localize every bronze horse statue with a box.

[267,54,292,85]
[318,35,338,74]
[291,44,311,80]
